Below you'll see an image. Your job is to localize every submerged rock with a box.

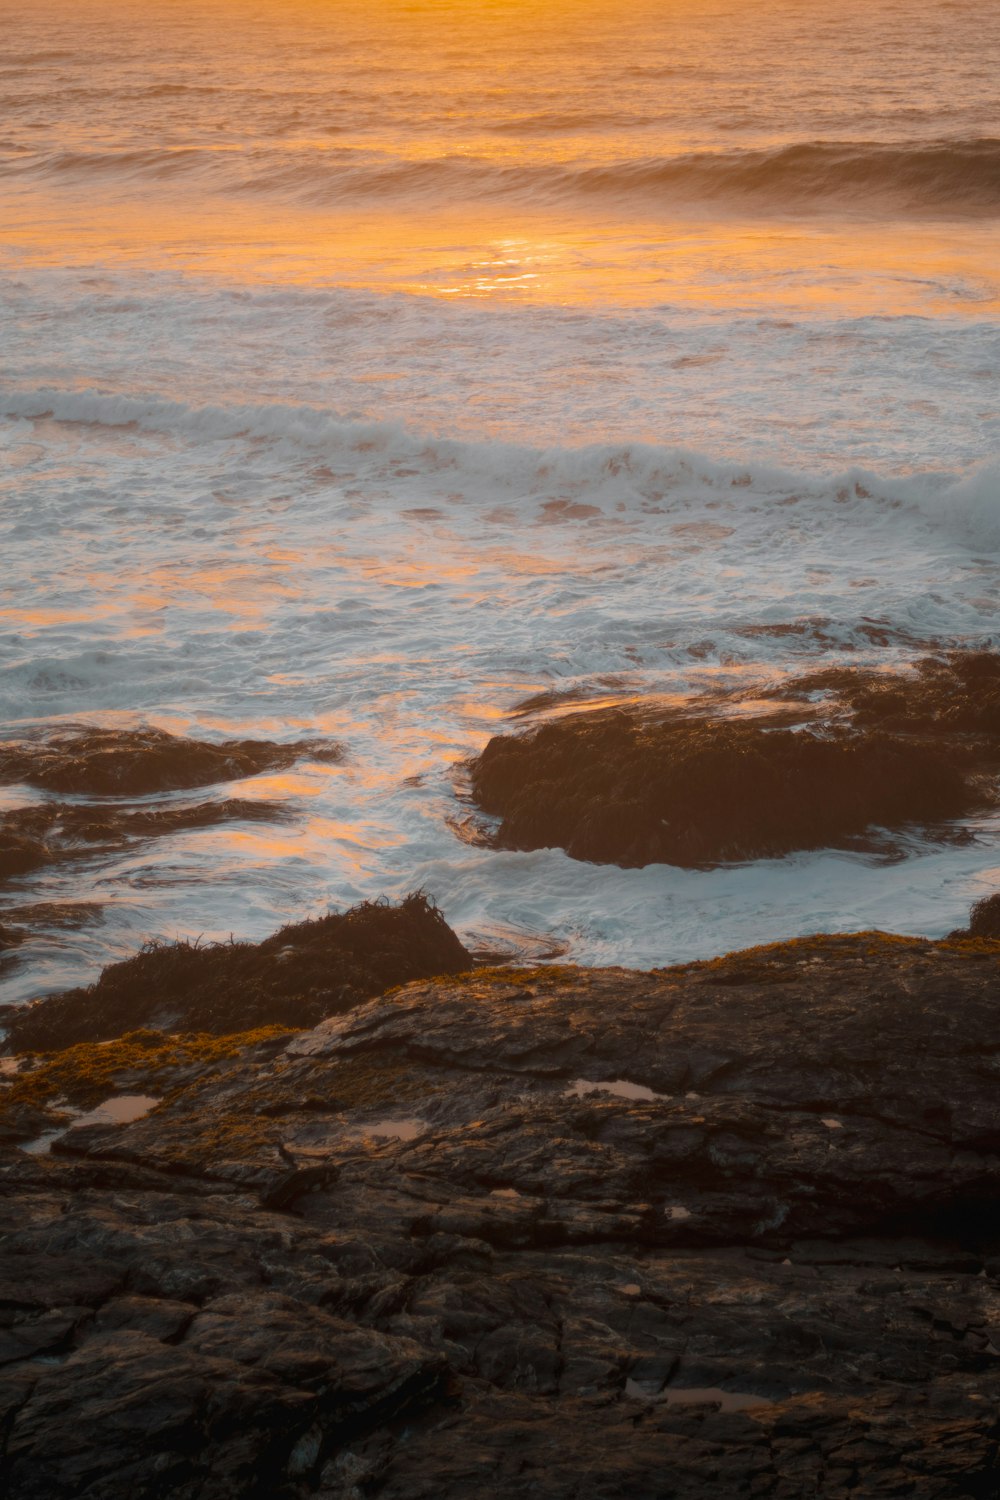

[0,726,342,797]
[0,796,289,887]
[0,823,49,882]
[0,923,25,952]
[3,924,1000,1495]
[467,650,1000,868]
[0,728,346,970]
[3,894,473,1050]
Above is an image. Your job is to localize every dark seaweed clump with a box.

[949,892,1000,942]
[467,652,1000,869]
[4,893,472,1052]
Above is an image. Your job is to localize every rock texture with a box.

[467,651,1000,868]
[4,930,1000,1496]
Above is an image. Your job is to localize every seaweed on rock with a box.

[468,651,1000,869]
[469,712,975,868]
[4,894,472,1052]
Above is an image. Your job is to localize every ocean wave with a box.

[15,147,213,180]
[311,138,1000,215]
[4,385,998,548]
[486,110,664,134]
[4,138,999,215]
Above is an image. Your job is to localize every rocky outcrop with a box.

[466,651,1000,868]
[4,928,1000,1495]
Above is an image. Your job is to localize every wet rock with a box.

[468,711,971,867]
[775,648,1000,741]
[6,1313,443,1500]
[0,728,345,953]
[0,904,104,970]
[0,726,342,797]
[0,729,346,970]
[0,822,50,881]
[3,927,1000,1494]
[466,650,1000,868]
[3,894,473,1050]
[0,796,289,889]
[0,923,27,952]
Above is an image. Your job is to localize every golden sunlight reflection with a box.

[195,813,407,877]
[4,191,998,318]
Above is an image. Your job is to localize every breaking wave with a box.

[4,138,999,216]
[4,385,998,547]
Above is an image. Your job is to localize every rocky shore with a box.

[3,909,1000,1497]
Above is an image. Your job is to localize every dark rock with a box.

[0,923,27,952]
[3,894,473,1050]
[0,796,289,890]
[3,928,1000,1494]
[466,651,1000,868]
[469,711,972,867]
[0,726,342,797]
[775,648,1000,740]
[0,822,50,881]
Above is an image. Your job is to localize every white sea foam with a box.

[2,384,998,542]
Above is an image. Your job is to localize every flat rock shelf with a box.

[4,929,1000,1496]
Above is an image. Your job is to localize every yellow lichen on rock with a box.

[0,1026,295,1116]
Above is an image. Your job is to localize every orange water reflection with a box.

[4,188,998,319]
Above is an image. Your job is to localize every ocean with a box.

[2,0,999,1001]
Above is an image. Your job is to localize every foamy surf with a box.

[2,373,999,1000]
[3,385,999,546]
